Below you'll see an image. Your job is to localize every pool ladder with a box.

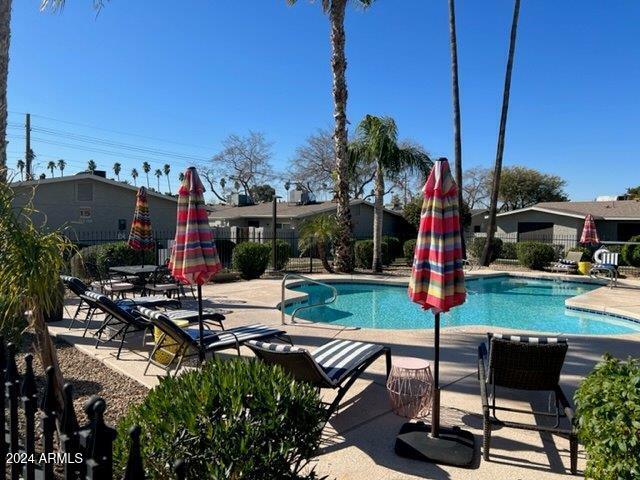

[280,273,338,325]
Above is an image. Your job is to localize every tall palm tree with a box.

[142,161,151,188]
[16,159,24,181]
[163,163,171,193]
[448,0,465,257]
[178,171,184,183]
[113,161,121,181]
[0,0,12,183]
[298,214,338,273]
[131,168,139,186]
[87,159,97,173]
[57,158,66,176]
[350,115,431,272]
[47,160,56,177]
[287,0,374,273]
[154,168,162,191]
[481,0,521,266]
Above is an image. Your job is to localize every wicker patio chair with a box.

[478,333,577,475]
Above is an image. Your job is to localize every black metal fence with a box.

[1,338,185,480]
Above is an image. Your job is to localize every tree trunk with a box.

[318,242,334,273]
[481,0,521,266]
[448,0,465,258]
[372,159,384,273]
[329,0,353,273]
[0,0,12,183]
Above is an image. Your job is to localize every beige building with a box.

[10,173,178,241]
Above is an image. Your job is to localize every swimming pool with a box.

[283,276,640,335]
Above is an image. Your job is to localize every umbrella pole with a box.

[197,284,205,363]
[431,312,440,438]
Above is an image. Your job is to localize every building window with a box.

[248,220,260,228]
[76,182,94,202]
[474,225,481,233]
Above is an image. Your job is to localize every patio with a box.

[53,271,640,479]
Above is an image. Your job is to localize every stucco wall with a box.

[495,211,582,239]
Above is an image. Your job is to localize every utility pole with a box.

[25,113,32,180]
[271,196,278,272]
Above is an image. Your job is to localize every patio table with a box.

[109,265,158,283]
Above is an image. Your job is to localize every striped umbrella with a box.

[128,186,154,265]
[397,158,473,466]
[580,214,600,245]
[169,167,222,361]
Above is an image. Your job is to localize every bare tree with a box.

[288,129,335,195]
[462,166,492,209]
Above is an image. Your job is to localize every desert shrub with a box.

[621,235,640,267]
[516,241,556,270]
[69,242,154,280]
[575,355,640,480]
[468,237,503,263]
[214,239,236,268]
[382,236,402,259]
[115,358,325,479]
[270,239,292,270]
[500,242,518,260]
[231,241,270,279]
[70,244,102,279]
[354,240,391,269]
[403,239,417,265]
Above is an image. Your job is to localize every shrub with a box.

[115,358,325,479]
[0,296,28,345]
[70,244,102,279]
[500,242,518,260]
[354,240,391,269]
[69,242,154,280]
[403,239,417,265]
[516,241,556,270]
[214,239,236,268]
[231,241,270,279]
[621,235,640,267]
[382,236,402,259]
[575,355,640,480]
[468,237,503,263]
[270,239,292,270]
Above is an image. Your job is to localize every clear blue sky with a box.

[7,0,640,200]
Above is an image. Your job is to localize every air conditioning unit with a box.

[228,193,252,206]
[288,190,315,205]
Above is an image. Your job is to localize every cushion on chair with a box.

[311,339,385,384]
[246,339,306,353]
[490,333,566,344]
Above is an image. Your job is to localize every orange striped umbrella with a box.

[128,187,154,258]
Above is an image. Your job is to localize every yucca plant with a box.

[0,182,73,407]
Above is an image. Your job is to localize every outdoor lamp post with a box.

[272,195,282,271]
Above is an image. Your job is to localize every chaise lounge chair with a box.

[589,248,619,286]
[247,339,391,419]
[548,250,584,274]
[135,306,290,376]
[478,333,577,475]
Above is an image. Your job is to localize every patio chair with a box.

[135,306,290,376]
[589,248,619,286]
[478,333,577,475]
[246,338,391,419]
[143,266,194,299]
[548,250,584,274]
[89,265,139,299]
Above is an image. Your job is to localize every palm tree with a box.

[178,172,185,183]
[163,163,171,193]
[350,115,431,272]
[481,0,521,266]
[287,0,374,273]
[154,168,162,191]
[87,159,97,173]
[131,168,139,186]
[47,160,56,178]
[113,162,121,181]
[16,159,24,181]
[142,161,151,187]
[0,0,12,182]
[298,214,338,273]
[57,159,66,176]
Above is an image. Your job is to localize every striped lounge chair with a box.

[478,333,577,475]
[247,339,391,419]
[136,306,290,376]
[549,250,584,274]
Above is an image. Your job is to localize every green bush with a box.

[621,235,640,267]
[270,239,292,271]
[231,241,271,279]
[0,296,28,345]
[382,236,402,259]
[115,358,325,479]
[214,239,236,268]
[575,355,640,480]
[403,239,417,265]
[70,244,102,279]
[69,242,154,280]
[515,241,556,270]
[354,240,391,269]
[500,242,518,260]
[468,237,503,263]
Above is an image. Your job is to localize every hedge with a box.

[231,242,271,279]
[270,239,292,271]
[403,239,417,265]
[382,236,402,259]
[468,237,503,263]
[354,240,391,269]
[70,242,154,280]
[500,242,518,260]
[621,235,640,267]
[515,241,556,270]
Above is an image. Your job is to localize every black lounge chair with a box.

[478,333,578,475]
[135,306,290,376]
[247,339,391,419]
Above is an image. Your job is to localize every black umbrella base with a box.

[395,421,475,467]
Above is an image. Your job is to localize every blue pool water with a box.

[283,277,640,335]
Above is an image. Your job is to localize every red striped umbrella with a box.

[397,158,473,466]
[580,214,600,245]
[128,187,154,264]
[169,167,222,361]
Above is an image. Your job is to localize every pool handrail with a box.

[280,274,338,325]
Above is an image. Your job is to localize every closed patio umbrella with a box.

[396,158,474,467]
[580,214,600,246]
[169,167,222,362]
[128,186,154,266]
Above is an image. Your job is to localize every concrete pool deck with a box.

[53,270,640,479]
